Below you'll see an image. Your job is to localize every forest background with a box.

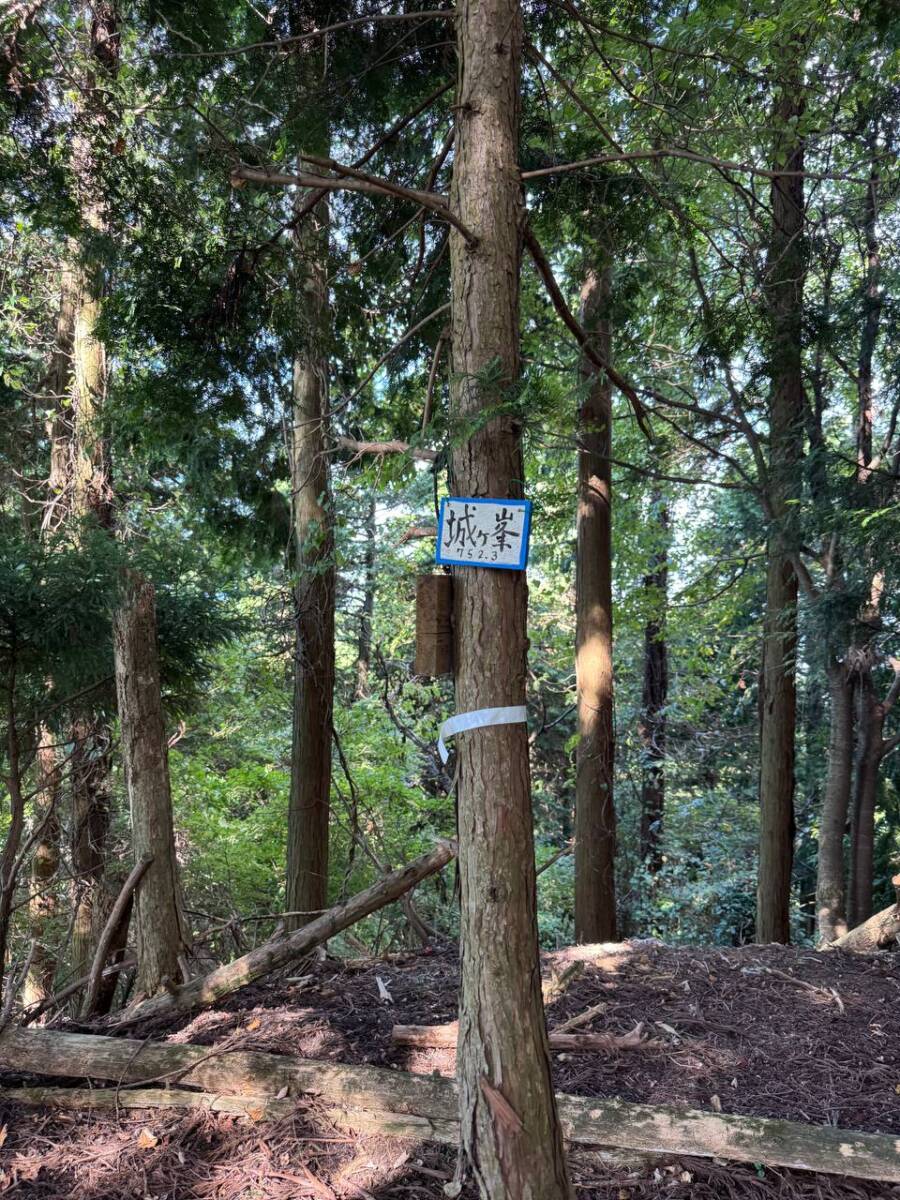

[1,0,899,1024]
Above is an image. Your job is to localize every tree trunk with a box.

[285,34,335,925]
[22,727,60,1009]
[756,59,805,945]
[113,570,191,997]
[849,666,883,926]
[449,2,571,1195]
[69,717,111,981]
[41,261,77,533]
[355,494,376,700]
[574,267,616,942]
[639,496,668,873]
[67,0,119,981]
[856,162,880,482]
[815,659,853,944]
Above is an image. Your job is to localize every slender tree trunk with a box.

[757,60,806,945]
[68,0,119,980]
[0,678,27,1009]
[69,718,111,980]
[815,659,853,943]
[574,266,616,941]
[849,666,884,927]
[285,35,335,925]
[450,2,571,1195]
[113,570,191,997]
[22,727,61,1008]
[355,495,376,700]
[41,262,76,533]
[856,163,880,482]
[639,498,668,873]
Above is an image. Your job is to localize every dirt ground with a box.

[1,941,899,1199]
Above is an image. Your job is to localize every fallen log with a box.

[120,840,456,1023]
[391,1023,650,1052]
[2,1027,899,1183]
[551,999,608,1035]
[829,897,900,953]
[0,1085,295,1120]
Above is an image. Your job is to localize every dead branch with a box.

[117,840,456,1023]
[80,855,152,1019]
[335,437,438,463]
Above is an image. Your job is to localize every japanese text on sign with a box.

[435,498,532,570]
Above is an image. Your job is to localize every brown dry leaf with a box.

[246,1106,266,1122]
[246,1016,262,1031]
[0,1125,7,1148]
[136,1128,158,1149]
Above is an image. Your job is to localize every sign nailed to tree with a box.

[435,498,532,570]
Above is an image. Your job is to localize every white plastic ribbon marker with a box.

[438,705,528,764]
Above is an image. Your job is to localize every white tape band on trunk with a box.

[437,705,528,764]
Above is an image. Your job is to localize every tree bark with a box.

[285,28,335,924]
[829,894,900,952]
[848,663,894,926]
[815,659,854,944]
[856,162,880,482]
[449,3,571,1196]
[121,840,455,1023]
[22,727,61,1009]
[113,571,191,998]
[574,266,616,942]
[639,497,668,873]
[756,58,805,945]
[69,717,111,981]
[67,0,119,982]
[355,494,376,699]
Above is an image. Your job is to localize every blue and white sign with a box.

[435,497,532,570]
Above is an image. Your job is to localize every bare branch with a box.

[522,149,873,185]
[522,224,653,439]
[230,166,477,245]
[335,436,438,463]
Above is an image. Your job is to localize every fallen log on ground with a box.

[829,896,900,952]
[2,1027,899,1183]
[119,840,456,1023]
[0,1085,295,1120]
[391,1023,651,1052]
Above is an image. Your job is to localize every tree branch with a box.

[231,166,477,246]
[522,224,652,438]
[335,436,438,463]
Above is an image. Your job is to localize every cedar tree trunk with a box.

[757,61,805,944]
[574,266,616,941]
[113,571,191,997]
[449,2,572,1195]
[639,498,668,873]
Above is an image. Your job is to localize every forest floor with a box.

[1,941,899,1199]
